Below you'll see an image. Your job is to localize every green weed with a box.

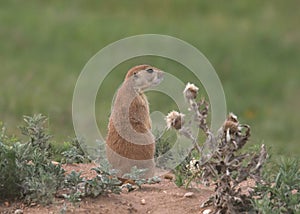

[252,157,300,213]
[61,138,90,164]
[0,114,65,204]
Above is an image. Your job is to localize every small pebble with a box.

[30,202,37,207]
[183,192,194,198]
[163,174,174,180]
[121,188,129,194]
[14,209,23,214]
[140,199,146,205]
[203,209,212,214]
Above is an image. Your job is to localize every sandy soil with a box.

[0,163,254,214]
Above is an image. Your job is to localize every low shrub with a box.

[0,114,65,204]
[0,114,160,206]
[61,137,91,164]
[252,157,300,213]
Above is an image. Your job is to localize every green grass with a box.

[1,0,300,156]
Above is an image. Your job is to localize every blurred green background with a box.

[1,0,299,156]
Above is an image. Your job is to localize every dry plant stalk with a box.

[166,82,268,214]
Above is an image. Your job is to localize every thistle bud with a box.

[223,113,239,134]
[165,111,185,130]
[227,112,238,123]
[183,82,199,100]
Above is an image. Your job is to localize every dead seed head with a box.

[223,121,239,133]
[223,113,240,134]
[183,82,199,100]
[186,158,201,174]
[165,111,185,130]
[227,112,238,123]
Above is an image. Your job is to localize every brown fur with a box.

[106,65,163,178]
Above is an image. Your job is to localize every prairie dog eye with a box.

[146,68,154,73]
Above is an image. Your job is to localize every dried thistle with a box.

[183,82,199,100]
[223,112,239,134]
[166,82,268,214]
[186,158,201,175]
[165,111,185,130]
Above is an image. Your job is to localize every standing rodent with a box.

[106,65,164,178]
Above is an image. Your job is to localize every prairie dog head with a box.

[125,65,164,92]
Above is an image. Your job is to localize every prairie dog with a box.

[106,65,164,178]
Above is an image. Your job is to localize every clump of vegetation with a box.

[122,166,161,189]
[251,157,300,213]
[0,114,160,206]
[166,83,268,213]
[61,137,91,164]
[154,130,173,159]
[62,170,85,203]
[0,123,20,199]
[0,114,65,204]
[154,129,177,170]
[84,162,122,197]
[61,161,160,203]
[61,161,122,203]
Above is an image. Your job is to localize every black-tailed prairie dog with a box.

[106,65,164,178]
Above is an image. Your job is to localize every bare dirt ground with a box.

[0,163,253,214]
